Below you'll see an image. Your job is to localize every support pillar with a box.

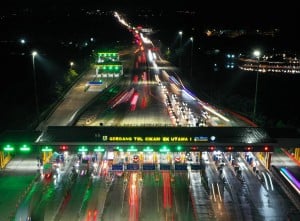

[265,152,272,170]
[1,153,12,169]
[199,151,202,160]
[153,152,157,164]
[42,151,52,163]
[0,151,4,169]
[140,152,144,162]
[295,148,300,162]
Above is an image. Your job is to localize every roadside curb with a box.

[281,148,300,167]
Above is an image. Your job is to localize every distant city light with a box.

[239,51,300,74]
[253,50,261,58]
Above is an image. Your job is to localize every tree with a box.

[64,69,78,85]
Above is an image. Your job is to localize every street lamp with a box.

[70,61,74,68]
[253,50,261,120]
[32,51,40,124]
[190,37,193,78]
[178,31,183,69]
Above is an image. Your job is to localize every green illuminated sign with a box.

[143,146,153,152]
[100,65,121,71]
[115,146,124,152]
[127,146,138,152]
[3,144,14,151]
[94,146,105,152]
[98,52,118,57]
[78,146,88,152]
[159,146,170,152]
[42,146,53,152]
[20,145,31,152]
[176,146,182,151]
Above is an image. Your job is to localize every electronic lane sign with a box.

[126,163,139,171]
[159,164,171,170]
[174,164,187,171]
[142,163,156,171]
[112,164,124,171]
[190,164,203,170]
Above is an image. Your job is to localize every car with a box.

[43,163,53,179]
[133,155,139,163]
[186,152,193,161]
[174,156,181,163]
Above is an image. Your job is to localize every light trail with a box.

[216,183,222,202]
[266,172,274,191]
[262,172,269,191]
[212,183,216,202]
[129,173,139,221]
[280,167,300,194]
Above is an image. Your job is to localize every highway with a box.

[0,11,299,221]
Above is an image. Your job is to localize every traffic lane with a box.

[208,152,246,220]
[172,172,196,221]
[75,78,129,126]
[58,174,91,221]
[204,157,240,220]
[14,181,43,221]
[42,70,102,128]
[101,173,128,221]
[82,176,110,221]
[98,83,171,126]
[238,153,298,221]
[189,171,215,220]
[140,172,163,221]
[0,155,38,220]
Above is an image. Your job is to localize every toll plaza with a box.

[1,126,300,170]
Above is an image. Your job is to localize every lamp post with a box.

[178,31,183,70]
[32,51,40,124]
[190,37,193,78]
[253,50,261,120]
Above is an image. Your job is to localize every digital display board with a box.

[159,164,171,170]
[174,164,187,171]
[142,164,156,171]
[190,164,203,170]
[101,135,209,143]
[126,163,139,170]
[112,164,124,171]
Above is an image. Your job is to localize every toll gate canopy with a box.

[1,126,300,153]
[0,126,300,152]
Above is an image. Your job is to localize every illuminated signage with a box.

[42,146,52,152]
[193,136,209,142]
[103,136,209,143]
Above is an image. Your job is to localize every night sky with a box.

[2,0,298,30]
